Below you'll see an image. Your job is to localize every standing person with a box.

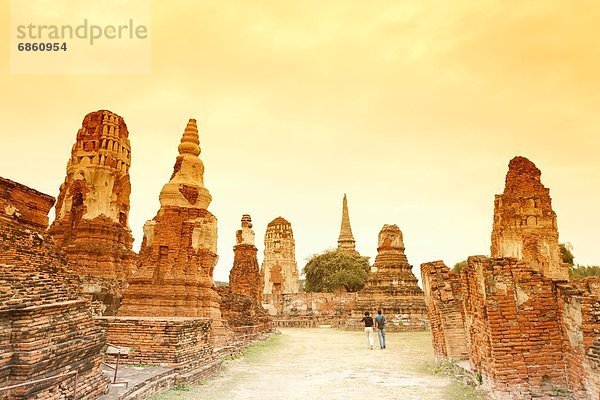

[375,309,387,349]
[361,311,375,350]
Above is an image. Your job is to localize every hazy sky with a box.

[1,0,598,282]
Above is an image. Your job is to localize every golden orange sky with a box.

[1,0,598,282]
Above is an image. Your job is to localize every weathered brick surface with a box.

[0,177,108,400]
[229,215,262,304]
[352,224,427,331]
[266,292,358,328]
[230,245,262,305]
[462,257,568,399]
[0,177,54,230]
[420,261,468,359]
[491,157,567,280]
[423,255,600,399]
[119,119,229,345]
[216,287,271,333]
[556,278,600,399]
[96,317,213,371]
[47,110,137,315]
[221,215,271,334]
[261,217,300,297]
[337,194,359,255]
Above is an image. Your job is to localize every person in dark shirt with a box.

[361,311,375,350]
[375,309,387,349]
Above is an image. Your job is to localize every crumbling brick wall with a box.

[423,256,600,400]
[462,257,568,399]
[420,261,468,360]
[556,279,600,399]
[216,286,271,333]
[0,176,108,400]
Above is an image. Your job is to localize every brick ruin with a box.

[491,156,567,280]
[48,110,137,315]
[420,261,468,360]
[351,224,428,330]
[0,177,108,399]
[218,215,271,333]
[265,224,428,331]
[118,118,228,341]
[422,156,600,399]
[96,316,220,384]
[337,194,359,255]
[229,215,262,304]
[261,217,300,300]
[270,292,359,328]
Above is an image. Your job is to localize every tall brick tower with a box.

[119,119,227,340]
[491,156,566,280]
[261,217,300,297]
[337,194,359,255]
[48,110,137,315]
[229,214,262,304]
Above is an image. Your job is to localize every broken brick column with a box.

[221,215,271,333]
[48,110,137,315]
[420,260,468,360]
[491,156,567,280]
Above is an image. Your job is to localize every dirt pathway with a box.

[154,328,478,400]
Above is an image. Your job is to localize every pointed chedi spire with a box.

[337,193,359,254]
[159,118,212,209]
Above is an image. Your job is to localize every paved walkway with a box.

[153,328,478,400]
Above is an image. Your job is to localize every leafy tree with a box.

[452,260,467,274]
[302,249,370,292]
[569,265,600,280]
[559,243,575,267]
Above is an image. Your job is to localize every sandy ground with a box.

[153,328,478,400]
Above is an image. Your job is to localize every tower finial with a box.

[338,193,358,254]
[178,118,200,156]
[159,118,212,209]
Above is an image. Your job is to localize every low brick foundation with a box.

[0,176,108,400]
[96,316,213,372]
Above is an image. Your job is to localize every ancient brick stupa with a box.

[491,156,567,280]
[337,194,359,255]
[261,217,300,298]
[0,177,108,399]
[48,110,137,315]
[218,215,271,331]
[229,214,262,304]
[353,224,427,330]
[119,119,226,337]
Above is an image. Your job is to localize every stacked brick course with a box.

[491,156,566,280]
[337,194,359,255]
[220,215,271,333]
[261,217,300,298]
[0,177,108,400]
[119,119,228,343]
[352,224,427,331]
[47,110,137,315]
[267,292,359,328]
[96,317,213,369]
[462,257,568,398]
[422,156,600,399]
[420,261,468,360]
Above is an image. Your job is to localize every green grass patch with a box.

[237,333,282,361]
